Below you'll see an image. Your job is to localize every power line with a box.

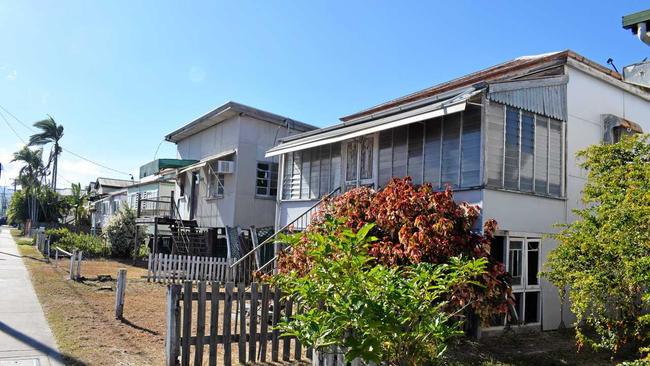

[0,103,132,178]
[0,104,36,133]
[0,109,26,144]
[62,147,132,176]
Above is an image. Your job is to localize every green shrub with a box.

[273,220,488,365]
[46,227,106,257]
[103,206,144,258]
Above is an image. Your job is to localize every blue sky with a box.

[0,0,648,188]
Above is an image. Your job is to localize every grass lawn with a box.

[15,236,632,366]
[10,227,34,246]
[18,244,167,365]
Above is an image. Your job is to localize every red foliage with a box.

[280,177,512,321]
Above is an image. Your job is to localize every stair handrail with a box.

[229,186,341,270]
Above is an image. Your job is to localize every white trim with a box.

[266,101,467,157]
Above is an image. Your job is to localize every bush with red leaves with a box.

[278,177,512,323]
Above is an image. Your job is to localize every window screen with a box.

[441,114,461,188]
[504,107,520,190]
[520,112,535,192]
[407,123,424,184]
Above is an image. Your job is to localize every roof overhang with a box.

[177,149,237,174]
[265,89,479,157]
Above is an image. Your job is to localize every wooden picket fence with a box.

[148,253,229,284]
[165,281,314,366]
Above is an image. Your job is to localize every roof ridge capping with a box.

[340,50,624,123]
[165,100,318,143]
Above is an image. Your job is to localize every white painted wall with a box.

[174,114,307,229]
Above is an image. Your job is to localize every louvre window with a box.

[486,102,564,197]
[281,143,341,200]
[377,105,481,190]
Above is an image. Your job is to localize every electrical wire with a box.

[0,103,132,178]
[0,109,26,144]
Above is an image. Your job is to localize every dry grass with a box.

[19,245,167,366]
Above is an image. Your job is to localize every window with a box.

[486,102,564,197]
[345,136,375,189]
[490,236,541,327]
[256,162,278,197]
[377,106,481,190]
[281,143,341,200]
[208,169,225,198]
[178,174,186,197]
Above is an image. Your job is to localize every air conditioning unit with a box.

[214,160,235,174]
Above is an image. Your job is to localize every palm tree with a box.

[12,147,45,225]
[29,116,64,189]
[68,182,87,229]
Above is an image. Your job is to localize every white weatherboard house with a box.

[165,101,316,229]
[266,50,650,332]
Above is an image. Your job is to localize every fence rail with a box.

[148,253,229,284]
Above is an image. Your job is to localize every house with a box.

[164,101,317,230]
[265,50,650,332]
[88,177,132,232]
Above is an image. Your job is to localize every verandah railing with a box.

[229,187,341,280]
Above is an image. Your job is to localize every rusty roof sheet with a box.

[340,50,621,122]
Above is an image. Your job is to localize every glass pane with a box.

[424,118,442,189]
[392,127,407,178]
[520,112,534,192]
[549,119,562,196]
[310,149,320,199]
[379,130,393,187]
[301,150,311,199]
[441,114,461,188]
[504,107,520,190]
[319,145,331,196]
[407,124,424,185]
[486,102,505,187]
[360,136,374,180]
[527,241,539,286]
[345,142,358,182]
[490,236,505,263]
[524,292,540,324]
[292,152,302,199]
[461,106,481,187]
[508,240,523,286]
[331,143,341,191]
[535,116,549,194]
[511,292,524,325]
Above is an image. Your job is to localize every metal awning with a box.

[177,149,237,174]
[265,89,479,157]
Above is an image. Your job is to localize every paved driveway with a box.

[0,226,64,366]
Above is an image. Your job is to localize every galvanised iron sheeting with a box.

[488,76,568,121]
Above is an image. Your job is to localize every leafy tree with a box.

[36,186,69,223]
[274,221,488,365]
[29,116,64,189]
[543,135,650,357]
[280,178,511,322]
[7,189,28,225]
[104,206,144,258]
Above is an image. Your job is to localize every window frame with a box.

[206,165,225,199]
[489,103,565,198]
[501,236,542,327]
[255,161,279,198]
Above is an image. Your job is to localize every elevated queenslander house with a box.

[266,50,650,332]
[165,101,316,229]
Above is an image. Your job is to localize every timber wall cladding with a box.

[165,281,313,366]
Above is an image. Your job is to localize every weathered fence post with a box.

[165,284,182,366]
[69,249,77,280]
[76,251,83,280]
[54,248,58,265]
[115,268,127,320]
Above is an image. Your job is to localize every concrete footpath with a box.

[0,226,64,366]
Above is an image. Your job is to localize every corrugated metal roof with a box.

[266,89,479,157]
[487,76,568,120]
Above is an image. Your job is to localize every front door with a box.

[344,135,375,190]
[506,237,541,326]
